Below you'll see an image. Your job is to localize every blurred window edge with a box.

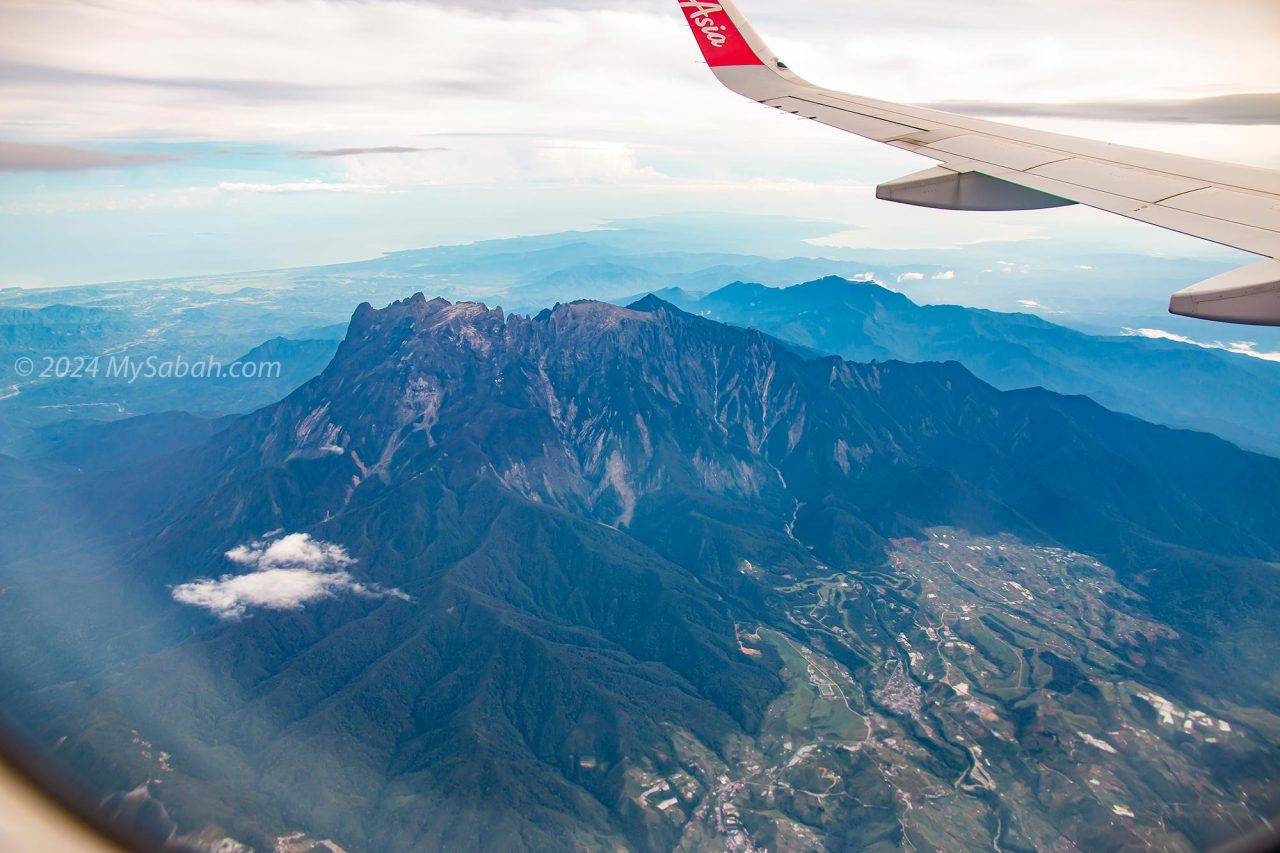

[0,713,161,852]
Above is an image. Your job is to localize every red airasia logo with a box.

[681,1,730,47]
[678,1,764,67]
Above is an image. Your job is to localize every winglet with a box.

[677,1,766,67]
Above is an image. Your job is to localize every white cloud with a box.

[1014,298,1067,315]
[218,180,385,194]
[1124,328,1280,363]
[173,533,410,620]
[896,272,925,282]
[932,270,956,280]
[533,140,663,183]
[336,139,664,188]
[173,567,369,619]
[225,532,353,570]
[0,140,178,172]
[807,220,1048,252]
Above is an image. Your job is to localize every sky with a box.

[1,0,1278,288]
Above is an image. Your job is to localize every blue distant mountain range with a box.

[635,276,1280,457]
[4,215,1275,458]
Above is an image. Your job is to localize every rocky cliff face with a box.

[196,292,1280,568]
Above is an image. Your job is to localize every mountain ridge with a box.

[638,275,1280,456]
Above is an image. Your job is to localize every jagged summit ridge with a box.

[271,293,812,525]
[212,290,1280,568]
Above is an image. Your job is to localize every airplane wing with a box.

[676,0,1280,326]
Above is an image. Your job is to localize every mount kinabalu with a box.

[3,294,1280,851]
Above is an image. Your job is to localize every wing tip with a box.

[678,1,766,68]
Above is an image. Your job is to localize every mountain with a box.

[0,304,136,352]
[647,276,1280,456]
[0,334,340,455]
[9,411,238,473]
[7,214,1278,457]
[1,296,1279,852]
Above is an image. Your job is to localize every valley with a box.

[624,530,1279,851]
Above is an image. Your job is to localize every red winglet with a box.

[678,1,765,67]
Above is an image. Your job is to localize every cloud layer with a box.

[293,146,445,159]
[217,180,386,194]
[173,533,409,619]
[1125,328,1280,363]
[1,0,1276,286]
[0,140,177,172]
[3,0,1276,164]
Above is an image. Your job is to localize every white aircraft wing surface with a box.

[677,0,1280,325]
